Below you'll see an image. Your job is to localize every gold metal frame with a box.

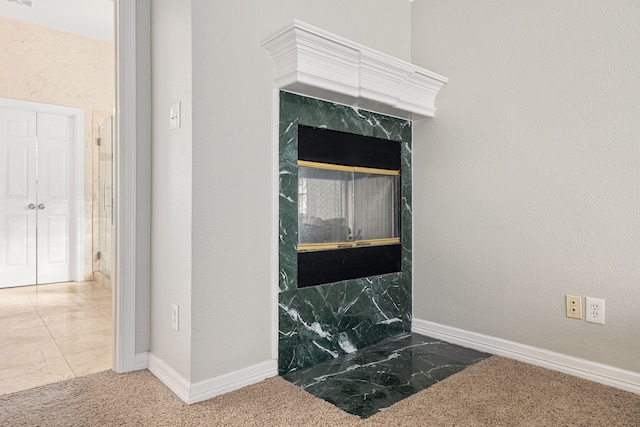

[298,237,401,252]
[297,160,401,252]
[297,160,400,176]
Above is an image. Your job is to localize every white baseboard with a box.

[147,353,191,402]
[133,352,149,371]
[412,318,640,395]
[189,359,278,404]
[148,353,278,404]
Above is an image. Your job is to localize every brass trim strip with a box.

[298,237,401,252]
[298,160,400,176]
[298,160,352,172]
[353,166,400,176]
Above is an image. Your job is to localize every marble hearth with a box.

[284,333,491,418]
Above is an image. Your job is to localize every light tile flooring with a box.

[0,281,112,395]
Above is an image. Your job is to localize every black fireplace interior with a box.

[297,125,402,288]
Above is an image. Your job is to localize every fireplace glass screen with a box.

[298,163,400,251]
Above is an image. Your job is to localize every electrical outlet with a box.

[586,297,605,325]
[171,303,179,331]
[565,295,582,319]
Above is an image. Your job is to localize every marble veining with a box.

[283,333,491,418]
[278,92,412,375]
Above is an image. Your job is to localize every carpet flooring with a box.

[1,356,639,426]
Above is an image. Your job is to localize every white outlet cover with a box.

[585,297,605,325]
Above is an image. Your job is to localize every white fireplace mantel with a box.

[261,20,448,119]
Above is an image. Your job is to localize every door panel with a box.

[5,146,30,198]
[0,108,37,287]
[44,150,68,199]
[42,214,69,264]
[37,112,73,284]
[6,215,30,265]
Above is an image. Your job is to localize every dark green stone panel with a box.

[278,92,412,374]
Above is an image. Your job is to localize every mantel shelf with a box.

[262,20,448,120]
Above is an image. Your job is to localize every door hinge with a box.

[96,251,102,260]
[97,137,102,146]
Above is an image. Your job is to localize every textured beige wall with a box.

[0,16,114,280]
[412,0,640,373]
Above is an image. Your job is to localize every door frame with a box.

[0,97,85,284]
[113,0,150,373]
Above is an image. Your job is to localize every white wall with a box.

[134,0,152,356]
[411,0,640,373]
[0,0,113,42]
[150,0,193,378]
[189,0,411,382]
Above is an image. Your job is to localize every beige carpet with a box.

[1,356,639,426]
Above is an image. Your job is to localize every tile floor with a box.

[0,281,112,395]
[283,333,491,418]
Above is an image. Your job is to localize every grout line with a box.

[37,301,77,378]
[1,281,113,386]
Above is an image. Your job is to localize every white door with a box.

[0,108,74,288]
[0,108,37,287]
[36,112,74,284]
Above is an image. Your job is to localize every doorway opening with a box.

[0,98,114,395]
[0,102,85,288]
[0,1,115,394]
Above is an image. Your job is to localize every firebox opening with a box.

[297,125,402,288]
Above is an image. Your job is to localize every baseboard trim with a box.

[133,352,149,371]
[412,318,640,395]
[147,353,191,402]
[189,359,278,404]
[148,353,278,404]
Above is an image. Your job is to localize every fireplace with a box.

[277,92,412,374]
[262,20,447,375]
[297,125,402,288]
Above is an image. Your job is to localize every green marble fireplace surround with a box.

[278,92,413,375]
